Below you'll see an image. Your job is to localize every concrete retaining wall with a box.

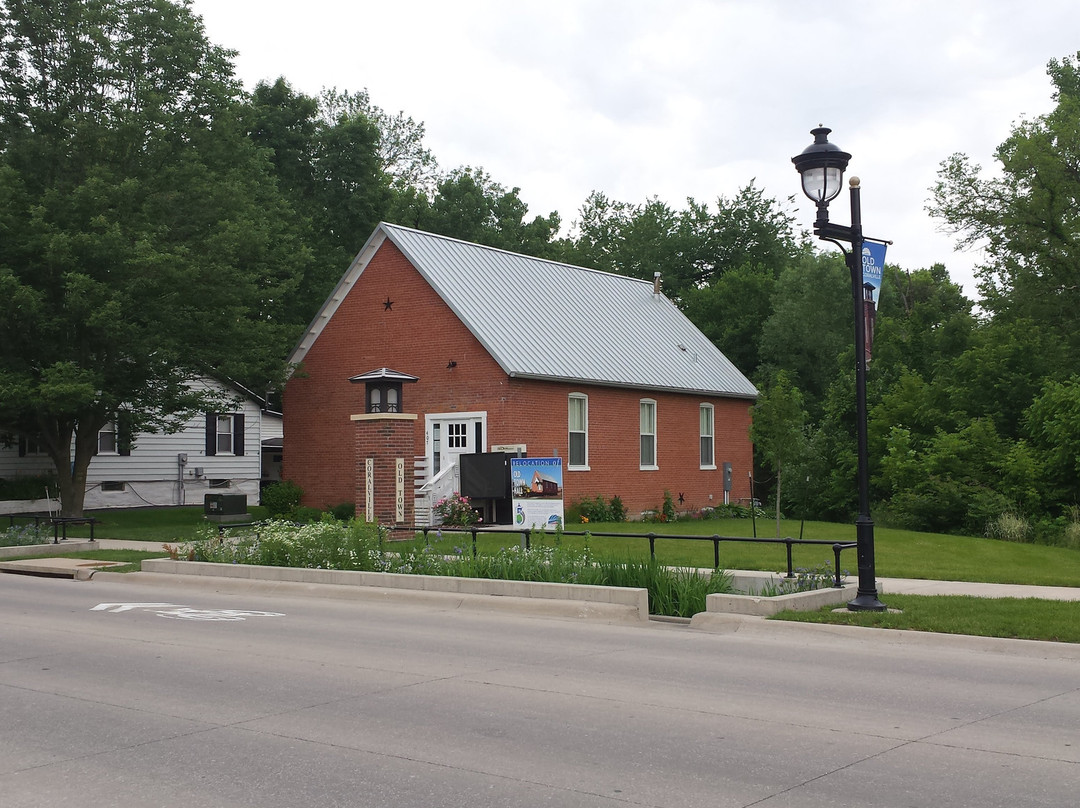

[706,582,859,616]
[141,559,651,621]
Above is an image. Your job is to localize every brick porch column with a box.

[352,413,418,537]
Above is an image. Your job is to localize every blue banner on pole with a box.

[860,242,886,362]
[861,242,886,306]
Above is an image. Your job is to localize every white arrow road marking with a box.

[91,603,183,612]
[155,608,285,621]
[92,603,285,621]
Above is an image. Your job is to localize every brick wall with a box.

[284,238,755,518]
[353,414,416,525]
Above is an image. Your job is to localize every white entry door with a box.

[427,412,486,478]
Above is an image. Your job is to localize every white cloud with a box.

[193,0,1080,297]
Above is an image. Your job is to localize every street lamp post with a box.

[792,127,887,612]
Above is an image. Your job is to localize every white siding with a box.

[1,379,268,510]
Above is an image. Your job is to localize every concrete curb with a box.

[708,581,860,615]
[140,559,651,622]
[0,540,99,559]
[96,571,646,624]
[688,610,1080,659]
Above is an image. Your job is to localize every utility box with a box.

[204,493,248,523]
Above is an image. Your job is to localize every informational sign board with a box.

[510,457,564,530]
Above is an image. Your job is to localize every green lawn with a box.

[459,518,1080,588]
[773,594,1080,644]
[18,508,1080,588]
[14,505,271,542]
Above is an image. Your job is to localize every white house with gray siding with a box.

[0,379,279,511]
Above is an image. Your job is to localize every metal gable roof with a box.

[380,223,757,399]
[290,223,757,399]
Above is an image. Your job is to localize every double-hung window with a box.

[700,404,715,469]
[639,399,657,469]
[205,413,245,456]
[98,422,118,454]
[216,415,234,454]
[568,394,588,469]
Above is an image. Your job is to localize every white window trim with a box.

[700,403,716,470]
[639,398,658,470]
[216,414,236,456]
[568,393,590,471]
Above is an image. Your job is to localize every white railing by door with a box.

[414,460,459,526]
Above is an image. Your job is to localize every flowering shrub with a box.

[184,517,384,570]
[0,523,50,547]
[433,493,479,526]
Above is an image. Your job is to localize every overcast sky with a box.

[192,0,1080,298]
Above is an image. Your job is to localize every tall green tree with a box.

[571,192,694,291]
[930,53,1080,369]
[0,0,305,514]
[243,79,395,321]
[680,263,775,375]
[319,87,439,194]
[389,166,562,257]
[1024,376,1080,507]
[750,370,808,536]
[569,183,799,304]
[757,252,851,417]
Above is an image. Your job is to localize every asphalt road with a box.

[1,572,1077,808]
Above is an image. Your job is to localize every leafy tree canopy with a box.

[568,182,801,302]
[930,52,1080,365]
[0,0,306,514]
[388,165,563,258]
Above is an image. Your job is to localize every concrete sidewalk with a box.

[877,575,1080,601]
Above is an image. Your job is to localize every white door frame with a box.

[424,411,487,479]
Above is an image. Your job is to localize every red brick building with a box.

[283,223,757,524]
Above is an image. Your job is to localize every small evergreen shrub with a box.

[293,506,325,524]
[661,490,676,522]
[574,494,627,523]
[609,495,627,522]
[261,480,304,517]
[0,474,58,501]
[328,502,357,521]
